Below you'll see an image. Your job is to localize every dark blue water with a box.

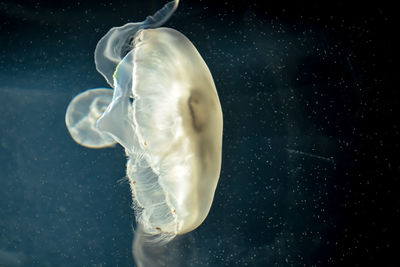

[0,0,396,266]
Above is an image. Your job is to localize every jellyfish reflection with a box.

[65,0,223,265]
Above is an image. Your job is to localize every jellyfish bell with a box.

[65,88,116,148]
[96,26,223,238]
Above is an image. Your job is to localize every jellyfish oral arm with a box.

[143,0,179,29]
[65,88,116,148]
[94,0,180,87]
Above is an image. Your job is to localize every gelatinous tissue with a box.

[65,1,223,265]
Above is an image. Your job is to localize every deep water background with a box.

[0,0,397,266]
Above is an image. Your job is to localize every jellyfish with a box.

[65,0,223,265]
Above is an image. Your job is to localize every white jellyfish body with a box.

[65,0,222,245]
